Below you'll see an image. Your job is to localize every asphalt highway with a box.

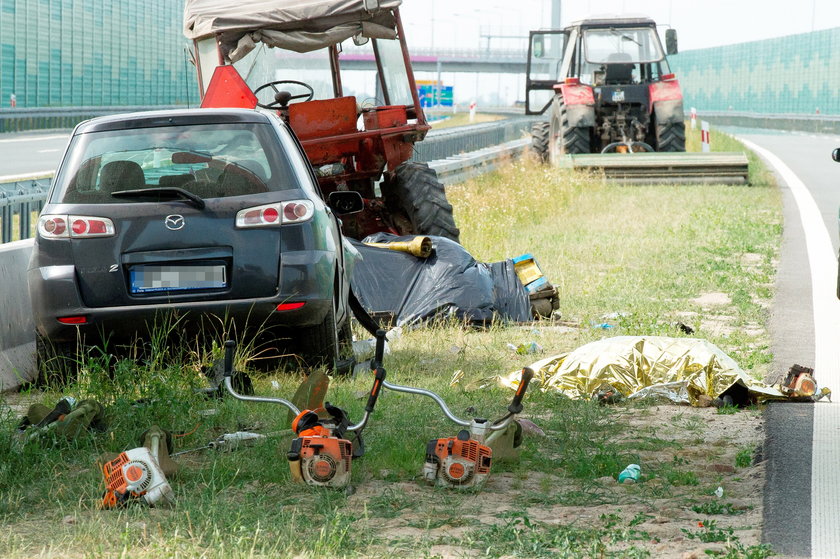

[0,131,70,179]
[734,129,840,558]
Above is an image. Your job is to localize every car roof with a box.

[75,108,279,134]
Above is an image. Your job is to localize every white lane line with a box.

[0,134,68,144]
[739,138,840,557]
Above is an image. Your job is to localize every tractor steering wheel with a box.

[254,80,315,110]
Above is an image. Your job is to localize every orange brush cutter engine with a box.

[423,429,492,488]
[287,408,354,488]
[221,334,388,491]
[101,447,174,508]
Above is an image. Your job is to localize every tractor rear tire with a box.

[530,121,550,162]
[387,162,461,243]
[549,98,591,164]
[656,121,686,152]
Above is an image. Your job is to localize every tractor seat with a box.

[604,52,635,84]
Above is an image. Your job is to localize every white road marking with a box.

[739,138,840,557]
[0,134,68,144]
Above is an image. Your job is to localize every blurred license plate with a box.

[130,264,227,293]
[612,90,625,102]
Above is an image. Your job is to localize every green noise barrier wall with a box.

[670,27,840,116]
[0,0,197,111]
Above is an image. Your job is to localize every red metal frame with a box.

[193,7,431,238]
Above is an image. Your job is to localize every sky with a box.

[390,0,840,106]
[399,0,840,52]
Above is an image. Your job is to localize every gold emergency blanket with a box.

[496,336,785,405]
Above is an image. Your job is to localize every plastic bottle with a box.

[618,464,641,484]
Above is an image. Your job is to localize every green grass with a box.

[0,147,780,557]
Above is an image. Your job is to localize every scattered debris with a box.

[506,341,543,355]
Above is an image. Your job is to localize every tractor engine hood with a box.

[184,0,401,60]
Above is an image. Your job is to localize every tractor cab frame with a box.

[184,0,459,241]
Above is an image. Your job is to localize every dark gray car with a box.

[28,108,358,375]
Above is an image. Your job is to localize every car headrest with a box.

[100,160,145,191]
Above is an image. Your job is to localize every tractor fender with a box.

[553,84,596,128]
[652,98,685,125]
[649,80,685,124]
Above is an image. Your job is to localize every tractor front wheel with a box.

[385,162,461,243]
[530,121,550,162]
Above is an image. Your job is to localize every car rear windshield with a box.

[52,122,301,204]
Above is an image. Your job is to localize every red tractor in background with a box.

[525,16,685,163]
[183,0,460,242]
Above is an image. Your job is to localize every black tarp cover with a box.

[351,234,531,326]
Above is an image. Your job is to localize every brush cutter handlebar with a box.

[222,340,301,415]
[508,367,534,415]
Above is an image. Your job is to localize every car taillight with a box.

[38,215,115,239]
[236,200,315,228]
[38,215,69,238]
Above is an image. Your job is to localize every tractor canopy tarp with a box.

[184,0,401,58]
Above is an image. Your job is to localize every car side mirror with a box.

[665,29,678,55]
[328,191,364,215]
[833,148,840,162]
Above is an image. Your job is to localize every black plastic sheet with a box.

[350,234,531,327]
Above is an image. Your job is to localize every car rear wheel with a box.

[386,162,461,243]
[36,333,79,386]
[297,302,340,370]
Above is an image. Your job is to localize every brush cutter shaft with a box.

[382,379,471,427]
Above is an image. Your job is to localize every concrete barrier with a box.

[0,238,36,390]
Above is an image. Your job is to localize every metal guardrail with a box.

[0,175,52,243]
[413,115,535,162]
[0,117,535,243]
[699,111,840,136]
[0,105,190,133]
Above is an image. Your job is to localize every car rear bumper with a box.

[29,250,335,345]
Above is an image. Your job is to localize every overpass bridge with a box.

[337,48,528,74]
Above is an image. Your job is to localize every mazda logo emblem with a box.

[165,215,185,231]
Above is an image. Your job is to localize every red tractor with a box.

[525,16,685,162]
[183,0,460,242]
